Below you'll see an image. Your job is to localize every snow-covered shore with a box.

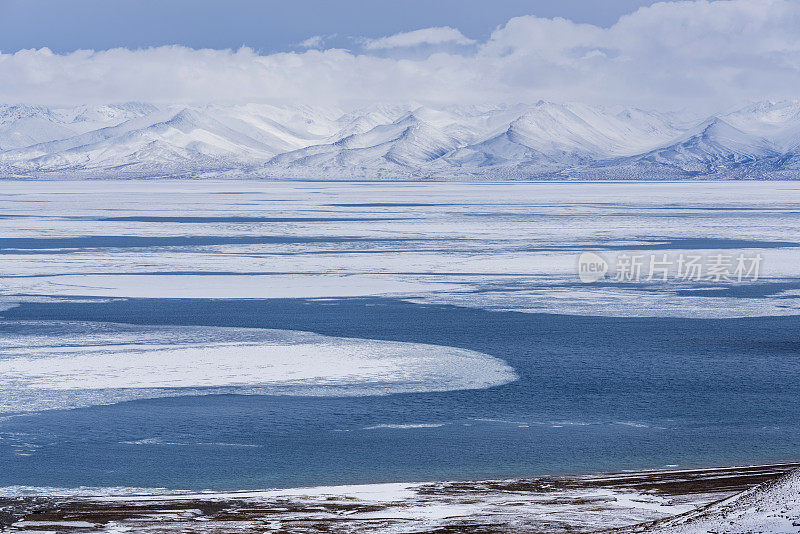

[2,464,797,533]
[638,469,800,533]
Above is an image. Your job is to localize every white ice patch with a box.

[363,423,446,430]
[1,180,799,318]
[3,274,464,299]
[0,321,517,414]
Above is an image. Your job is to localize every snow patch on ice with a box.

[363,423,446,430]
[0,321,518,414]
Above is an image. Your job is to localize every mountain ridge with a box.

[2,101,800,179]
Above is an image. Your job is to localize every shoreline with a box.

[2,462,798,533]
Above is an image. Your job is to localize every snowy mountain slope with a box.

[271,107,483,172]
[268,102,685,177]
[441,103,682,173]
[724,100,800,151]
[0,103,159,151]
[0,104,350,176]
[595,102,800,178]
[1,100,800,178]
[0,116,78,151]
[643,469,800,533]
[627,118,780,174]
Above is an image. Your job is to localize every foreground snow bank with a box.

[643,469,800,533]
[6,465,797,533]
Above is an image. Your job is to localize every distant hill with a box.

[2,101,800,179]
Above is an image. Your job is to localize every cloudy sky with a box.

[1,0,798,112]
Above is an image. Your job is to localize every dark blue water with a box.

[1,297,799,490]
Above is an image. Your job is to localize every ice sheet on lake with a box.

[0,321,517,414]
[0,180,799,318]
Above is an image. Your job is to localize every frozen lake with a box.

[0,180,799,490]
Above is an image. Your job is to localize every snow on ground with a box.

[642,470,800,533]
[6,466,796,533]
[0,321,516,414]
[0,479,712,533]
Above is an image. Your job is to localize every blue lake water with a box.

[1,297,799,490]
[0,181,799,491]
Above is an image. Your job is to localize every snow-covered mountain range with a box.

[2,100,800,179]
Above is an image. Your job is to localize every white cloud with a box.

[296,35,326,49]
[294,34,337,49]
[362,26,476,49]
[1,0,798,112]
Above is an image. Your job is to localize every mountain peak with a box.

[2,101,800,179]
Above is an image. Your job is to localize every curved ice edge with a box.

[0,321,519,414]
